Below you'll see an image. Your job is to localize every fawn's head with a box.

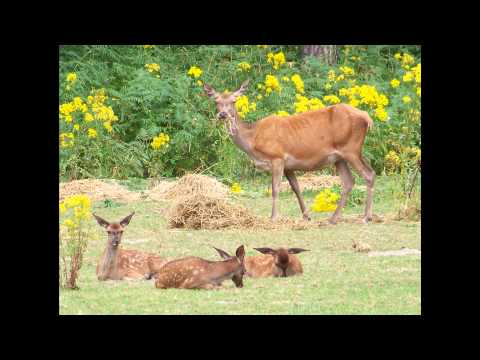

[213,245,246,288]
[254,247,309,277]
[203,80,250,121]
[93,212,135,248]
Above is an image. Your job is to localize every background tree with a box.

[303,45,339,65]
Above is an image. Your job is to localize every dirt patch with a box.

[60,179,141,203]
[368,248,421,257]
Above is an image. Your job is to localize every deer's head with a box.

[203,80,250,121]
[254,247,309,277]
[93,212,135,248]
[213,245,246,288]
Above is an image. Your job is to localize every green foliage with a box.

[59,45,421,181]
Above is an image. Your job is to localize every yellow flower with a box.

[390,79,400,88]
[276,111,289,117]
[187,66,202,78]
[265,74,281,92]
[238,62,252,71]
[103,121,113,133]
[266,51,286,70]
[59,203,67,214]
[60,132,75,148]
[394,53,402,60]
[282,76,290,82]
[385,150,401,173]
[412,63,421,84]
[87,128,97,138]
[401,53,415,66]
[327,70,336,82]
[231,182,242,193]
[375,107,388,121]
[257,94,263,100]
[66,72,77,82]
[339,66,355,76]
[145,63,160,73]
[349,97,360,108]
[143,45,155,49]
[416,87,421,97]
[151,132,170,150]
[403,72,414,82]
[336,74,345,82]
[402,96,412,104]
[311,188,340,213]
[257,83,264,89]
[323,95,341,104]
[291,74,304,94]
[84,113,94,122]
[235,95,250,118]
[249,102,257,112]
[324,83,332,90]
[73,124,80,131]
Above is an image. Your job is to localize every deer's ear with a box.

[213,247,231,260]
[93,213,110,228]
[235,245,245,260]
[119,212,135,227]
[288,248,310,254]
[254,247,276,255]
[203,83,218,98]
[231,79,250,98]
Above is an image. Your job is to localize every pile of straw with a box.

[147,174,229,202]
[59,179,141,203]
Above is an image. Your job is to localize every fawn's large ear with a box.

[231,79,250,98]
[213,247,231,260]
[235,245,245,261]
[254,247,276,255]
[203,83,218,98]
[119,212,135,227]
[288,248,310,254]
[93,213,110,228]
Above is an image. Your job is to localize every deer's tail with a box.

[364,113,374,131]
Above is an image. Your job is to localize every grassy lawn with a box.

[59,175,421,315]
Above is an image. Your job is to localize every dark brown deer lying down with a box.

[93,212,169,281]
[240,247,309,278]
[152,245,246,289]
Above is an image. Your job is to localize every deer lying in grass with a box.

[93,212,169,281]
[215,247,309,278]
[152,245,246,289]
[204,80,375,224]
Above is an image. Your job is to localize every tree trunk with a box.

[303,45,339,65]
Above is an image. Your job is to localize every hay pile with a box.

[279,174,341,192]
[147,174,229,202]
[59,179,141,202]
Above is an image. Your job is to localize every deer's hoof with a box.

[328,217,338,225]
[303,214,311,221]
[362,216,372,224]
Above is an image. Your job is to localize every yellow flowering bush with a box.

[145,63,160,73]
[151,132,170,150]
[187,66,202,78]
[311,188,340,213]
[390,79,400,88]
[59,194,94,289]
[402,96,411,104]
[67,72,77,82]
[231,182,242,193]
[276,110,290,117]
[385,150,402,173]
[265,74,281,93]
[291,74,304,94]
[339,66,355,76]
[267,51,286,70]
[294,95,325,113]
[323,95,341,104]
[238,62,252,71]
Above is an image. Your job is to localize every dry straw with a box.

[59,179,140,203]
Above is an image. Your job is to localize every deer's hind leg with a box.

[329,160,355,224]
[285,170,311,221]
[343,154,375,223]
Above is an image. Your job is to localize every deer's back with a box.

[253,104,370,160]
[154,257,213,289]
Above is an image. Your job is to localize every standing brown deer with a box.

[203,80,375,224]
[93,212,169,281]
[215,247,308,278]
[152,245,246,289]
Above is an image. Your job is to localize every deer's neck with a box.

[225,110,256,156]
[210,259,239,281]
[99,244,119,279]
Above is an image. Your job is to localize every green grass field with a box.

[59,176,421,315]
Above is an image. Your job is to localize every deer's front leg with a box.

[271,159,285,221]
